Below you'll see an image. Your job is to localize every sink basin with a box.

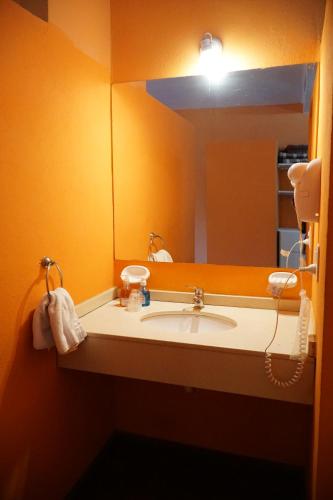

[140,310,237,334]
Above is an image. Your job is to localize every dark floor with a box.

[67,432,306,500]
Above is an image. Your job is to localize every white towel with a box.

[33,287,87,355]
[148,249,173,262]
[32,294,54,350]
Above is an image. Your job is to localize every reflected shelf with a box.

[278,190,294,196]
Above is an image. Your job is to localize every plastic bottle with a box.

[119,277,131,307]
[139,279,150,307]
[127,290,141,312]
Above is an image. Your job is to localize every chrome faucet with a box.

[192,287,204,311]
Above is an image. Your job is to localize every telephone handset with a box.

[287,158,321,222]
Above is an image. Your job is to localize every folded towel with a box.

[148,249,173,262]
[33,287,86,355]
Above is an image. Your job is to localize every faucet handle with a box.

[186,285,203,292]
[186,285,204,310]
[186,285,204,297]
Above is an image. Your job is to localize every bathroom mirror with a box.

[112,63,316,267]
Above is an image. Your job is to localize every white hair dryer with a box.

[287,158,321,222]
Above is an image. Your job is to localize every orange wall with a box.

[48,0,111,69]
[178,106,309,146]
[110,0,324,82]
[114,260,311,299]
[179,106,309,265]
[205,140,277,266]
[113,98,309,266]
[0,1,114,498]
[112,82,196,262]
[311,0,333,497]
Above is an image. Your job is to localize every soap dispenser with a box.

[139,279,150,307]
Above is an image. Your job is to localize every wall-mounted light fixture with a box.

[199,32,225,83]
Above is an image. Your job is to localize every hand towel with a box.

[148,249,173,262]
[32,293,54,350]
[33,287,86,355]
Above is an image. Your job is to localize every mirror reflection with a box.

[112,63,316,267]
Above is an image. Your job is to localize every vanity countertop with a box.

[59,294,315,405]
[79,299,302,359]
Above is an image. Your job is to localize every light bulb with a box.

[199,33,226,83]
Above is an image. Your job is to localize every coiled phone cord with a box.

[264,270,308,388]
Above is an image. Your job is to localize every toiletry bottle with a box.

[139,279,150,307]
[119,277,131,307]
[127,289,141,312]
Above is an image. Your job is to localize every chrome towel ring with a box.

[149,232,165,247]
[148,232,165,261]
[40,256,64,300]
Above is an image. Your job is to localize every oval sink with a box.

[140,310,237,334]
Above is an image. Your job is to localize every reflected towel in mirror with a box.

[148,249,173,262]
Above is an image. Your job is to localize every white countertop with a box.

[80,299,302,360]
[60,293,315,404]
